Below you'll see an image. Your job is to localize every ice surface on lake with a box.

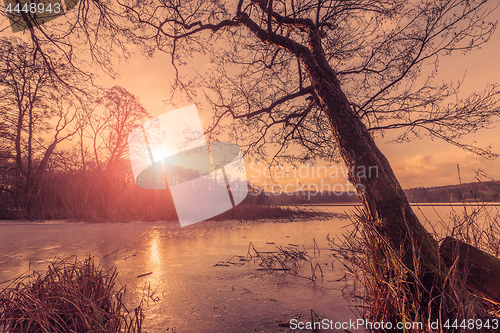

[3,205,492,332]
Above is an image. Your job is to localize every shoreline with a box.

[290,202,500,206]
[1,202,498,224]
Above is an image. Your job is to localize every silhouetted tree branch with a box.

[0,38,84,215]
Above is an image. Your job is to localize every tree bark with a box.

[440,237,500,302]
[300,31,441,288]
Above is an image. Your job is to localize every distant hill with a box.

[263,181,500,205]
[405,181,500,203]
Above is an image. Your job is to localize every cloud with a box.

[394,154,499,188]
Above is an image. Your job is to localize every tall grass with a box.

[329,200,500,332]
[0,256,143,333]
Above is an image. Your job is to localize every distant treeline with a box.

[2,159,497,220]
[0,159,286,221]
[404,181,500,203]
[0,159,177,221]
[262,181,500,205]
[264,191,362,205]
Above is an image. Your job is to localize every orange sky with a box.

[96,30,500,189]
[1,4,499,190]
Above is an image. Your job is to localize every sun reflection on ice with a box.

[140,229,165,306]
[149,233,161,268]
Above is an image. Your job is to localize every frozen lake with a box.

[0,204,498,332]
[0,214,365,332]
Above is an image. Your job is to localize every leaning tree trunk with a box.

[300,32,442,289]
[239,11,442,292]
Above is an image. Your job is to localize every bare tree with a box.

[86,86,150,187]
[0,37,83,216]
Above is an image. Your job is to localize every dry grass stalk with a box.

[329,198,500,332]
[0,256,143,333]
[216,241,325,281]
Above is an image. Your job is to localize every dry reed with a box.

[0,256,143,333]
[329,178,500,332]
[216,241,325,281]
